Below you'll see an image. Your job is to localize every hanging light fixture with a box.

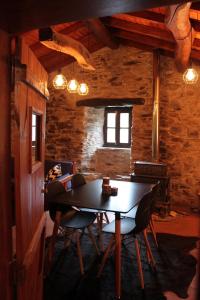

[183,66,198,84]
[77,26,90,96]
[67,78,79,93]
[52,72,67,89]
[78,82,89,96]
[183,31,198,84]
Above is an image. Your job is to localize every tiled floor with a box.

[46,211,200,300]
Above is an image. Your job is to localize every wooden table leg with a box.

[99,212,103,251]
[115,212,121,299]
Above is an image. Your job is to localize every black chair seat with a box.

[60,211,96,229]
[121,206,138,218]
[103,217,136,235]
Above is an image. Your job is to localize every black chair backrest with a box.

[46,180,71,221]
[149,181,160,214]
[133,184,158,234]
[71,173,86,189]
[46,180,66,201]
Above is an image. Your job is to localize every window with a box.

[29,106,44,173]
[32,112,42,164]
[104,107,132,148]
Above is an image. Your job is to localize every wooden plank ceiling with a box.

[14,1,200,73]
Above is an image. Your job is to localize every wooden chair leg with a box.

[45,211,62,275]
[64,229,75,248]
[96,213,101,229]
[146,244,151,265]
[143,229,156,267]
[134,238,145,289]
[76,231,84,275]
[97,235,115,278]
[87,225,100,256]
[149,217,158,248]
[48,211,62,262]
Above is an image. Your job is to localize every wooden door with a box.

[13,81,46,300]
[0,29,13,300]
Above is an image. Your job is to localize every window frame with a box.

[29,106,43,173]
[103,107,132,148]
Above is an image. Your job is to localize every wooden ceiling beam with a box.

[51,21,83,33]
[30,21,86,56]
[115,10,165,23]
[104,17,174,43]
[38,32,96,59]
[1,0,199,34]
[85,18,118,49]
[127,9,200,32]
[115,29,200,62]
[52,21,88,37]
[113,29,175,51]
[40,53,74,72]
[149,6,200,21]
[110,13,166,30]
[148,6,200,36]
[40,38,103,73]
[106,15,200,51]
[43,43,103,73]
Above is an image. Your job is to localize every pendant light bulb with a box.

[78,83,89,96]
[52,73,67,89]
[67,79,79,93]
[183,67,198,84]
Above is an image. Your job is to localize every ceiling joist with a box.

[85,18,119,49]
[16,1,200,73]
[104,17,174,43]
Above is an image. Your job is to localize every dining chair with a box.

[121,180,159,249]
[97,185,158,289]
[71,173,110,249]
[46,180,100,275]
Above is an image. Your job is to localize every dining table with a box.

[54,178,156,299]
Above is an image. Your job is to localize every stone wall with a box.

[159,58,200,208]
[46,45,152,176]
[132,57,200,208]
[94,148,131,177]
[46,45,200,208]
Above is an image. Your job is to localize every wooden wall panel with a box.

[20,38,48,97]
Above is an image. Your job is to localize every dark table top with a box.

[53,179,156,214]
